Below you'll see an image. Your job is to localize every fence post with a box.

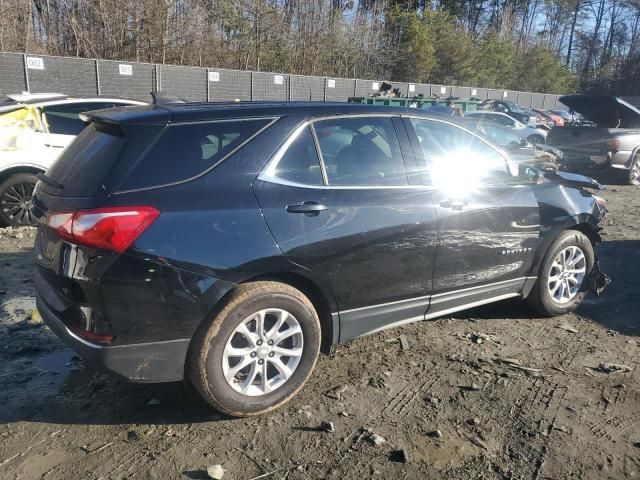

[22,54,30,92]
[95,59,101,95]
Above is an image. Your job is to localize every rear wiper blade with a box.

[36,173,64,190]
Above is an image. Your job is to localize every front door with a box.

[404,116,540,316]
[254,115,438,341]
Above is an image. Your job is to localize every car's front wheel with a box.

[527,230,594,316]
[0,173,39,227]
[188,281,321,417]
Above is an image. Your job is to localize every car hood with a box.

[559,95,640,128]
[543,170,605,190]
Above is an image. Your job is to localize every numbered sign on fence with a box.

[119,64,133,76]
[208,71,220,82]
[26,57,44,70]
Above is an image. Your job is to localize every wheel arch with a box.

[242,271,338,354]
[0,165,45,185]
[524,218,601,298]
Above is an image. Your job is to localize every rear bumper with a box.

[37,294,189,383]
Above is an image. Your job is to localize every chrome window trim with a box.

[259,113,411,189]
[115,116,279,194]
[259,112,519,190]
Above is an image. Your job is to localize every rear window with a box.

[43,122,126,196]
[118,119,271,191]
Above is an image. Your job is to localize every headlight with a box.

[593,195,607,213]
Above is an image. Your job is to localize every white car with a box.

[465,111,548,145]
[0,93,145,226]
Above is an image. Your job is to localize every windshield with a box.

[0,107,43,151]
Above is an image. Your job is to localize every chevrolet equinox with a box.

[32,102,607,416]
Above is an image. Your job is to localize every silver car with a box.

[466,111,549,144]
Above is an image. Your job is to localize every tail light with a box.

[606,138,619,152]
[46,206,159,253]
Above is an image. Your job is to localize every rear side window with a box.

[43,122,126,196]
[119,119,270,190]
[314,117,407,186]
[272,127,324,185]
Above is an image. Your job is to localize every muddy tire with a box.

[187,281,321,417]
[628,154,640,186]
[0,173,38,227]
[527,230,594,317]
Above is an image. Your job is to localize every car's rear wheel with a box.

[0,173,38,227]
[628,154,640,185]
[188,281,321,417]
[527,230,594,316]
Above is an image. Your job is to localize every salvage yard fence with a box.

[0,52,565,109]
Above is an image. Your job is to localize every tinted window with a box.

[120,119,270,190]
[409,118,509,184]
[43,122,126,195]
[273,127,323,185]
[314,117,407,186]
[41,102,118,135]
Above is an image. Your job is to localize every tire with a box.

[0,173,38,227]
[526,230,594,317]
[628,154,640,186]
[187,281,321,417]
[528,134,545,145]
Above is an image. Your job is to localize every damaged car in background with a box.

[462,117,562,171]
[546,95,640,185]
[0,93,144,226]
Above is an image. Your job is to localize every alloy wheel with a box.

[547,246,586,304]
[0,181,36,225]
[630,157,640,185]
[222,308,303,396]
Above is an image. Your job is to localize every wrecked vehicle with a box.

[32,102,607,417]
[546,95,640,185]
[462,117,562,171]
[465,110,548,144]
[0,93,144,226]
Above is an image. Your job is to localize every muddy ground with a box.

[0,175,639,480]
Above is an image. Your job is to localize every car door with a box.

[254,115,439,341]
[404,116,540,317]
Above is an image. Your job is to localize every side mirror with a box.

[519,165,540,183]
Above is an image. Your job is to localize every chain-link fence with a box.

[0,52,564,109]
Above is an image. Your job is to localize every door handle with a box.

[286,201,327,216]
[439,199,467,210]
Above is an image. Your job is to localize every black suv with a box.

[33,102,607,417]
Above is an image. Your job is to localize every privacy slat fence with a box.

[0,52,564,109]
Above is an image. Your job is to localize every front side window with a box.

[314,117,407,186]
[476,122,522,147]
[489,114,515,127]
[409,118,512,186]
[119,118,271,190]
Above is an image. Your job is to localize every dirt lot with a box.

[0,176,639,480]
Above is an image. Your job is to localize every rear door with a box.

[254,115,438,341]
[404,116,540,316]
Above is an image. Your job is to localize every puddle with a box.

[1,295,36,326]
